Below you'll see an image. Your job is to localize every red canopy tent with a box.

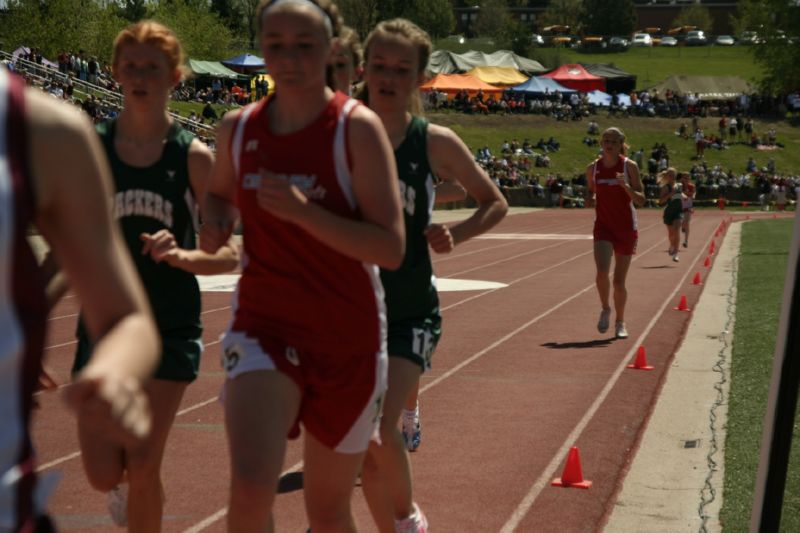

[419,73,503,98]
[541,64,605,93]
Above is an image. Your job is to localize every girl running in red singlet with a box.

[586,127,645,339]
[358,19,507,533]
[200,1,404,531]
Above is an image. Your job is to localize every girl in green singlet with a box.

[358,19,508,533]
[71,22,239,532]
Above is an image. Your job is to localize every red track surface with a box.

[32,208,758,532]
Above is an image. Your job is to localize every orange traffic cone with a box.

[703,256,711,268]
[551,447,592,489]
[674,294,691,312]
[627,346,654,371]
[692,272,702,285]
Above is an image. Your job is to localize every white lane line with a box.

[499,230,715,532]
[444,239,583,279]
[36,452,82,472]
[425,237,666,393]
[441,220,662,311]
[45,340,76,350]
[477,233,593,240]
[182,460,304,533]
[440,250,594,312]
[433,221,589,265]
[48,312,78,322]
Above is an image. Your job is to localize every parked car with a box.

[715,35,736,46]
[659,36,678,47]
[685,30,708,46]
[608,36,630,49]
[631,33,653,47]
[581,36,605,50]
[739,31,761,45]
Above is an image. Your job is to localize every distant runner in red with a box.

[586,127,646,339]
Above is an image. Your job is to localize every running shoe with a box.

[402,404,422,452]
[673,254,680,262]
[615,321,629,339]
[107,484,128,527]
[597,308,611,334]
[683,241,688,248]
[394,502,428,533]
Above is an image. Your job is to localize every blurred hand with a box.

[425,223,454,254]
[63,370,151,446]
[256,170,309,224]
[140,230,177,264]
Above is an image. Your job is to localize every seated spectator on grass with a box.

[587,119,599,135]
[202,102,218,122]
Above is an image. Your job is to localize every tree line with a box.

[1,0,796,95]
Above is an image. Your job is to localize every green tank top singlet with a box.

[380,116,440,323]
[91,119,201,332]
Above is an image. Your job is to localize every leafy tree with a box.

[474,0,512,40]
[336,0,379,42]
[537,0,584,34]
[402,0,455,39]
[234,0,261,51]
[117,0,147,22]
[1,0,125,60]
[737,0,800,95]
[581,0,635,37]
[150,0,233,60]
[211,0,245,34]
[672,4,713,33]
[377,0,412,21]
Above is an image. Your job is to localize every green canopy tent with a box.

[188,59,248,80]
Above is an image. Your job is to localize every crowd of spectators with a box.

[473,124,798,210]
[424,85,794,122]
[2,48,220,146]
[425,88,590,121]
[4,46,796,210]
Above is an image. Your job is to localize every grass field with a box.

[721,218,799,532]
[428,114,800,179]
[435,38,765,90]
[164,101,800,180]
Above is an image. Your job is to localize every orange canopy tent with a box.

[419,73,503,98]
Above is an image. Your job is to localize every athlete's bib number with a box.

[412,328,435,366]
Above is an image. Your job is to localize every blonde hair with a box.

[337,26,363,67]
[361,18,432,115]
[601,127,629,156]
[112,21,189,80]
[658,167,678,185]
